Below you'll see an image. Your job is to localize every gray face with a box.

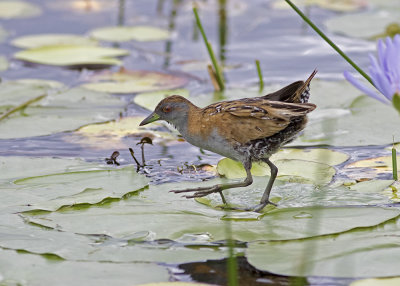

[154,99,190,126]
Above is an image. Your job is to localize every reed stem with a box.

[255,60,264,92]
[193,6,225,90]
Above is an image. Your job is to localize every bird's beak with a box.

[139,112,160,126]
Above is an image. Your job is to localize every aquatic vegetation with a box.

[344,35,400,104]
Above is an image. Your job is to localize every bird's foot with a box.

[245,200,277,212]
[170,184,226,203]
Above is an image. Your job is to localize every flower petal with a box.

[343,71,389,103]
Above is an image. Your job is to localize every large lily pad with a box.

[11,34,98,49]
[0,248,169,286]
[247,225,400,277]
[90,26,171,42]
[0,1,41,19]
[14,45,129,66]
[351,277,400,286]
[0,80,126,139]
[22,177,399,241]
[81,69,189,94]
[217,157,336,185]
[325,10,400,39]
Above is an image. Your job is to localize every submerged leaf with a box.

[14,45,129,66]
[90,26,171,42]
[81,69,189,94]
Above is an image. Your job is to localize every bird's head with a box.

[139,95,192,127]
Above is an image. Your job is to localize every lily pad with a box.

[348,180,395,194]
[0,1,41,19]
[0,248,169,286]
[11,34,98,49]
[247,225,400,277]
[90,26,171,42]
[22,176,399,241]
[325,10,400,39]
[351,277,400,286]
[134,89,190,111]
[81,69,189,94]
[14,45,129,66]
[74,116,180,149]
[0,55,8,71]
[270,148,349,166]
[217,157,335,185]
[345,156,400,180]
[0,82,126,139]
[272,0,366,12]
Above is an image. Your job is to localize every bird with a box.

[139,70,317,212]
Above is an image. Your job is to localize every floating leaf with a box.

[0,248,169,285]
[325,10,400,39]
[348,180,394,194]
[73,116,180,149]
[0,1,41,19]
[134,89,189,110]
[82,69,189,94]
[345,156,400,180]
[14,45,129,66]
[247,223,400,277]
[22,176,399,241]
[14,166,149,211]
[270,148,349,166]
[217,157,335,185]
[0,82,126,139]
[351,277,400,286]
[90,26,170,42]
[11,34,98,49]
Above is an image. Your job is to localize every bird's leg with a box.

[171,161,253,205]
[248,158,278,212]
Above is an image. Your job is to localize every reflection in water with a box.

[163,0,182,68]
[118,0,125,26]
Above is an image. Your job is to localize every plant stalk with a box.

[284,0,375,87]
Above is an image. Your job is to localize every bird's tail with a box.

[295,69,317,103]
[262,69,317,103]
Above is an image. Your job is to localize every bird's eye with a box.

[162,106,172,113]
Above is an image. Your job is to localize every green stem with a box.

[255,60,264,92]
[393,146,398,181]
[284,0,375,87]
[0,93,47,122]
[225,216,238,286]
[193,6,225,90]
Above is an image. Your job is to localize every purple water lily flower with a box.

[344,35,400,104]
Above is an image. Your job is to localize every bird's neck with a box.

[172,104,201,138]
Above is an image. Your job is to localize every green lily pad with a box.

[348,180,395,194]
[345,156,400,180]
[325,10,400,39]
[90,26,170,42]
[217,157,335,185]
[247,224,400,277]
[270,148,349,166]
[74,116,180,149]
[0,1,41,19]
[22,176,399,241]
[11,34,98,49]
[14,45,129,66]
[81,69,189,94]
[134,89,190,111]
[0,248,169,286]
[351,277,400,286]
[0,55,8,71]
[14,166,149,212]
[0,81,126,139]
